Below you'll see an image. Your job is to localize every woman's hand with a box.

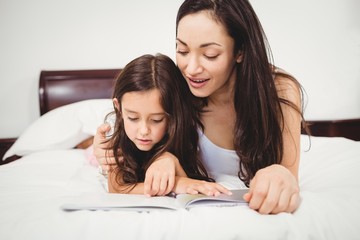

[243,164,300,214]
[94,123,117,171]
[173,177,232,196]
[144,152,185,197]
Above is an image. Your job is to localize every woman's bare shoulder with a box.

[273,67,301,103]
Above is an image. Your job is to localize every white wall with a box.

[252,0,360,121]
[1,0,359,138]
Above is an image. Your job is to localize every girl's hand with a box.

[144,152,181,197]
[243,164,300,214]
[174,177,232,196]
[94,123,117,171]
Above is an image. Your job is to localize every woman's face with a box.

[115,89,168,151]
[176,11,240,99]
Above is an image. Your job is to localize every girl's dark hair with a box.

[176,0,308,186]
[108,53,211,192]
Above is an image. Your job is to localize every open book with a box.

[61,189,248,211]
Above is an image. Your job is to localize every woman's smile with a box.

[187,76,210,88]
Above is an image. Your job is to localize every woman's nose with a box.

[186,56,202,75]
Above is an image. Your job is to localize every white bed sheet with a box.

[0,136,359,240]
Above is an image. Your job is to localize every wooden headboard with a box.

[39,69,121,115]
[304,118,360,141]
[38,69,359,141]
[1,68,359,164]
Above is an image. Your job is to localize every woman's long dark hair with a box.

[176,0,307,186]
[108,53,210,192]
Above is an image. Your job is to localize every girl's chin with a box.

[135,144,153,152]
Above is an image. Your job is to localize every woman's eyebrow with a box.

[176,38,221,48]
[176,38,187,46]
[199,42,221,48]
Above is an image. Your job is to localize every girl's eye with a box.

[127,117,138,122]
[151,118,164,124]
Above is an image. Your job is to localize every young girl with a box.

[106,53,229,196]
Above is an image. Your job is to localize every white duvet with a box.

[0,135,360,240]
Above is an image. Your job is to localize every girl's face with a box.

[176,11,241,99]
[115,89,168,151]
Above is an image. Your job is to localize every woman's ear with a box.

[236,52,243,63]
[112,98,120,112]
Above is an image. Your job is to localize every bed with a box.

[1,69,360,240]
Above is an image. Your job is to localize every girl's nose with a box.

[139,122,150,136]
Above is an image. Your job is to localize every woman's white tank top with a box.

[198,130,240,176]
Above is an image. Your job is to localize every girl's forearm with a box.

[107,167,145,194]
[174,161,187,177]
[108,180,145,194]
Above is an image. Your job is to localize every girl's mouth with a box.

[137,139,151,144]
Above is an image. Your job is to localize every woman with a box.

[95,0,306,214]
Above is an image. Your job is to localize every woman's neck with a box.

[207,68,236,109]
[207,94,232,111]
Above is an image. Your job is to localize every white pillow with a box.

[2,99,114,160]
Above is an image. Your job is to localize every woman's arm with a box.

[276,74,302,179]
[94,123,116,171]
[244,74,302,214]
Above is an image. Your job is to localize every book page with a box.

[61,193,180,211]
[60,189,249,211]
[176,189,248,209]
